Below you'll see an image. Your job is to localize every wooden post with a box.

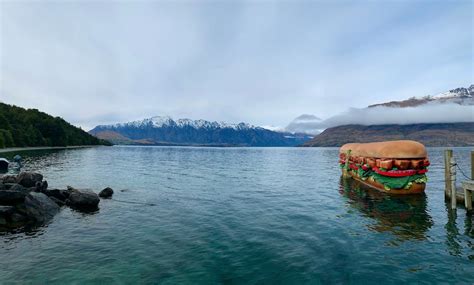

[471,151,474,180]
[463,181,473,212]
[444,149,453,199]
[450,156,457,210]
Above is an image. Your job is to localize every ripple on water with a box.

[0,146,473,284]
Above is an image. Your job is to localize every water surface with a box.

[0,146,473,284]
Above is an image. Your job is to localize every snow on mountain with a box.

[97,116,260,131]
[90,116,313,146]
[369,84,474,108]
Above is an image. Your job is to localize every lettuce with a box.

[372,173,427,190]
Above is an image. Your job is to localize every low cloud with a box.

[285,103,474,134]
[285,114,322,134]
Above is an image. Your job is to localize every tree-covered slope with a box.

[0,103,110,148]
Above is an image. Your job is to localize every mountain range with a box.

[89,116,312,147]
[369,84,474,108]
[302,122,474,147]
[302,84,474,146]
[89,84,473,147]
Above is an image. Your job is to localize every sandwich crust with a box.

[340,140,427,159]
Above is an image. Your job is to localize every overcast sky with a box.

[1,0,472,130]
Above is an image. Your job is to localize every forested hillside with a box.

[0,103,111,148]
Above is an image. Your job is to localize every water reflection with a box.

[1,149,70,175]
[339,177,433,242]
[444,204,474,259]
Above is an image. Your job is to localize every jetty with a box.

[444,150,474,212]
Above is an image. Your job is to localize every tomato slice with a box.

[373,167,417,177]
[349,164,359,170]
[417,169,428,174]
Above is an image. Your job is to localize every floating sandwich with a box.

[339,140,429,194]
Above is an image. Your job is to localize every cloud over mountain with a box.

[285,114,323,134]
[286,102,473,134]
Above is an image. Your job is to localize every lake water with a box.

[0,146,473,284]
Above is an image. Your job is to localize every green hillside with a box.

[0,103,111,148]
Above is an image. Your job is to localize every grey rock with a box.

[44,189,69,201]
[2,175,17,184]
[3,183,16,190]
[9,184,26,192]
[0,206,15,216]
[24,192,60,223]
[35,181,48,192]
[17,172,43,188]
[99,187,114,198]
[49,196,66,207]
[10,212,27,226]
[66,188,100,211]
[0,190,27,205]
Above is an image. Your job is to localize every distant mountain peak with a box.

[90,116,313,147]
[369,84,473,108]
[96,116,259,131]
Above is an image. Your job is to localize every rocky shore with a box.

[0,172,113,231]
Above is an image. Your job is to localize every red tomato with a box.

[373,167,417,177]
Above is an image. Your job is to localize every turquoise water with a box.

[0,146,473,284]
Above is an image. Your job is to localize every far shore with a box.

[0,145,103,154]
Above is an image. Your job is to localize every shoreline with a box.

[0,145,102,154]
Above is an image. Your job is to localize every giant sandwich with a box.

[339,140,429,194]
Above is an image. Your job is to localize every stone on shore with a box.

[99,187,114,198]
[35,180,48,192]
[24,192,60,224]
[49,196,66,207]
[0,206,15,216]
[0,190,27,205]
[66,188,100,211]
[2,175,17,184]
[44,189,70,202]
[17,172,43,188]
[9,183,27,192]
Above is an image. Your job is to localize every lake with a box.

[0,146,473,284]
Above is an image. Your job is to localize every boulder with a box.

[9,183,26,192]
[0,190,27,205]
[66,188,100,211]
[0,205,15,216]
[44,189,70,201]
[24,192,60,224]
[3,183,16,190]
[10,212,28,227]
[35,180,48,192]
[49,196,65,207]
[2,175,17,184]
[17,172,43,188]
[99,187,114,198]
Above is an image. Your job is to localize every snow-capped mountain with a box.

[369,84,474,108]
[90,116,312,146]
[97,116,256,131]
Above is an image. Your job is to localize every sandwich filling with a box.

[339,153,429,190]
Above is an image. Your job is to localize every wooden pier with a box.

[444,150,474,212]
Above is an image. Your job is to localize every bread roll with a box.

[340,140,427,159]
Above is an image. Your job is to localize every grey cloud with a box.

[286,103,474,134]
